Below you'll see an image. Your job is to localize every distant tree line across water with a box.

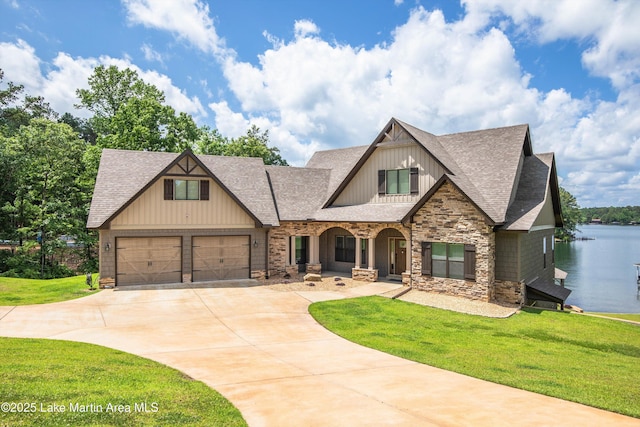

[580,206,640,225]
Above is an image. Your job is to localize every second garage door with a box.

[192,236,250,281]
[116,237,182,286]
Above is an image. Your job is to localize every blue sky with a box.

[1,0,639,207]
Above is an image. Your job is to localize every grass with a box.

[586,312,640,322]
[309,296,640,418]
[0,275,99,305]
[0,337,246,426]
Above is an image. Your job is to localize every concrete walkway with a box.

[1,281,638,426]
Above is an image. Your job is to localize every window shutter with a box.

[421,242,431,275]
[410,167,419,194]
[464,244,476,280]
[200,180,209,200]
[378,170,386,196]
[164,179,174,200]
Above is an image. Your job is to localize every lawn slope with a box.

[0,338,246,426]
[0,275,98,305]
[310,296,640,418]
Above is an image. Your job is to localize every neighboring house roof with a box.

[87,149,279,229]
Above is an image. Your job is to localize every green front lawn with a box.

[586,312,640,322]
[310,296,640,418]
[0,338,246,426]
[0,275,98,305]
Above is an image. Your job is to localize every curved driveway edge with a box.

[1,281,638,426]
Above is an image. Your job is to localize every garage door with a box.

[192,236,250,281]
[116,237,182,286]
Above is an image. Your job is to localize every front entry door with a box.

[389,238,407,275]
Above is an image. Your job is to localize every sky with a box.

[0,0,639,208]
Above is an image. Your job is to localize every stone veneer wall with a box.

[494,280,525,305]
[411,181,496,302]
[352,267,378,282]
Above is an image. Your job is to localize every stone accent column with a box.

[355,237,361,268]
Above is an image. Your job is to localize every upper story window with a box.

[378,167,419,196]
[164,179,209,201]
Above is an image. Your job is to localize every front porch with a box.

[269,222,412,284]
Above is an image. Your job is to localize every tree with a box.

[76,65,199,152]
[556,187,581,241]
[197,125,288,166]
[4,119,87,277]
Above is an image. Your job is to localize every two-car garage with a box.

[115,235,250,286]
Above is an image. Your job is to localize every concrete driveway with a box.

[1,281,638,426]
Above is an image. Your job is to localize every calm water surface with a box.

[555,224,640,313]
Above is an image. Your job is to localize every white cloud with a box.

[0,39,206,120]
[294,20,320,39]
[141,43,164,64]
[0,39,43,94]
[122,0,229,57]
[462,0,640,89]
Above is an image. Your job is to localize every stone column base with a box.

[306,263,322,274]
[251,270,266,280]
[285,265,299,277]
[401,272,411,285]
[99,277,115,289]
[352,268,378,282]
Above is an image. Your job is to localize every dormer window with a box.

[378,168,419,196]
[164,179,209,200]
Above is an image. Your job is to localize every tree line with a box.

[0,66,286,278]
[580,206,640,225]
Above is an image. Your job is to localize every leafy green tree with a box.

[556,187,581,241]
[197,125,288,166]
[76,65,199,152]
[4,119,87,277]
[59,112,97,144]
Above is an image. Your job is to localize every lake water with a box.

[555,224,640,313]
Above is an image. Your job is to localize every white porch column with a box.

[405,240,411,273]
[355,237,361,268]
[289,236,297,265]
[309,235,319,264]
[368,237,375,269]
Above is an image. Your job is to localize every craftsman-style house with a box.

[87,118,570,306]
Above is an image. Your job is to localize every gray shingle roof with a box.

[87,149,179,229]
[87,149,279,228]
[313,203,416,223]
[400,120,530,224]
[198,155,279,226]
[88,119,557,231]
[306,145,368,198]
[265,166,331,221]
[502,153,555,231]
